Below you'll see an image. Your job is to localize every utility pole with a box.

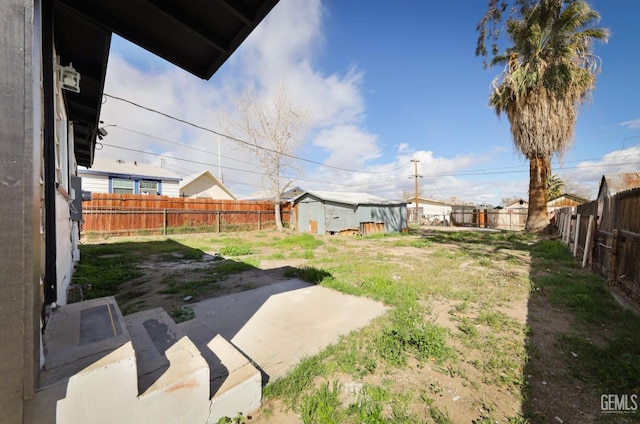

[410,159,423,224]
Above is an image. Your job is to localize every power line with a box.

[98,142,385,189]
[101,95,640,179]
[103,93,401,175]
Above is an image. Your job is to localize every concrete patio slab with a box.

[182,279,388,382]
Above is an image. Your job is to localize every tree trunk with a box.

[525,156,550,232]
[274,201,284,232]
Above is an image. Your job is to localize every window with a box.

[110,178,161,195]
[112,178,134,194]
[139,180,158,195]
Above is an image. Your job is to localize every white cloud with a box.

[397,143,410,153]
[618,118,640,129]
[312,125,380,169]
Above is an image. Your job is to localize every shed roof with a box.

[78,159,181,181]
[293,191,404,206]
[600,172,640,197]
[547,193,590,204]
[53,0,279,167]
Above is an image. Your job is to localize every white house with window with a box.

[78,159,182,197]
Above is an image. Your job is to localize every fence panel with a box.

[556,188,640,304]
[82,194,291,236]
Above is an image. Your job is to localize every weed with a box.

[216,412,246,424]
[377,307,454,366]
[263,355,327,406]
[429,405,452,424]
[299,381,343,424]
[169,305,194,323]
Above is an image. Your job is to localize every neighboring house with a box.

[405,197,452,224]
[179,170,236,200]
[504,199,529,210]
[2,1,279,422]
[282,186,305,201]
[241,186,304,201]
[78,159,182,197]
[291,191,407,235]
[547,193,589,213]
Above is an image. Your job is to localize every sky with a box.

[96,0,640,205]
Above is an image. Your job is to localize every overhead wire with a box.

[103,93,404,174]
[100,94,640,190]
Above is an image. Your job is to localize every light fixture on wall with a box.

[97,127,108,138]
[59,63,81,93]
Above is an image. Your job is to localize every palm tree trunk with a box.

[525,156,550,232]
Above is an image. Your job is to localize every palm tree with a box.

[477,0,609,231]
[546,174,564,200]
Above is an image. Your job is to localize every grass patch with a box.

[377,307,454,366]
[263,355,327,406]
[72,247,143,299]
[219,245,252,256]
[299,381,344,424]
[283,266,332,284]
[273,233,324,250]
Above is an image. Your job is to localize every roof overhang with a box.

[53,0,279,167]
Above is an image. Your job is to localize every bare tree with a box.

[224,87,310,232]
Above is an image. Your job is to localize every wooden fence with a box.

[555,187,640,303]
[451,208,527,231]
[82,194,291,236]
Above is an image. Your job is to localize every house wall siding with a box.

[81,174,109,193]
[162,181,180,197]
[79,174,181,197]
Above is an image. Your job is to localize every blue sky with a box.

[97,0,640,204]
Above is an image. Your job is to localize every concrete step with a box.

[124,307,180,394]
[177,319,262,423]
[26,297,134,424]
[40,296,131,388]
[126,307,262,423]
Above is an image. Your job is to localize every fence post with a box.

[563,213,571,245]
[582,215,594,268]
[258,210,261,231]
[217,211,221,233]
[608,229,619,286]
[573,214,581,257]
[557,210,564,236]
[163,209,167,236]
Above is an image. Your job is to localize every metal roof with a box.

[292,191,405,206]
[602,172,640,195]
[78,159,181,181]
[53,0,280,167]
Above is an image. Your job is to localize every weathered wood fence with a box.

[555,187,640,303]
[82,194,291,236]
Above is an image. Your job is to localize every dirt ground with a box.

[86,228,637,423]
